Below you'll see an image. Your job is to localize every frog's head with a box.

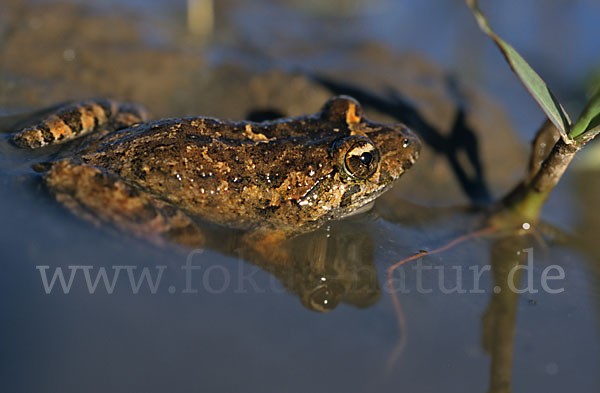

[298,96,421,221]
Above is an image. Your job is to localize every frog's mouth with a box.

[337,182,393,219]
[340,201,376,218]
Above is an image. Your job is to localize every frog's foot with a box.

[12,99,148,149]
[45,160,205,247]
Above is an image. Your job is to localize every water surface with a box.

[1,1,599,392]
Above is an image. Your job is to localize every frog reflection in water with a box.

[12,96,420,311]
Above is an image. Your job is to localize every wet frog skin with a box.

[12,96,421,251]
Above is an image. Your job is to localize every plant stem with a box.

[492,137,580,229]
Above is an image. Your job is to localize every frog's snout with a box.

[406,138,421,166]
[404,151,419,170]
[364,123,420,183]
[393,127,420,169]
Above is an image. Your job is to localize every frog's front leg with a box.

[45,160,205,247]
[12,99,148,149]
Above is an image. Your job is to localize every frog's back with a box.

[77,116,339,231]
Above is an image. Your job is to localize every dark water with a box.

[1,1,599,392]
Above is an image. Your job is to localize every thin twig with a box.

[385,225,496,369]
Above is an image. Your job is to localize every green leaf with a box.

[466,0,572,142]
[589,112,600,130]
[569,87,600,139]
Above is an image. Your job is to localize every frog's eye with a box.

[334,136,380,180]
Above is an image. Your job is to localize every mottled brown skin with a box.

[14,96,421,251]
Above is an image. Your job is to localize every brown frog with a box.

[11,96,420,256]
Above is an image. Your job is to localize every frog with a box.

[11,95,420,260]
